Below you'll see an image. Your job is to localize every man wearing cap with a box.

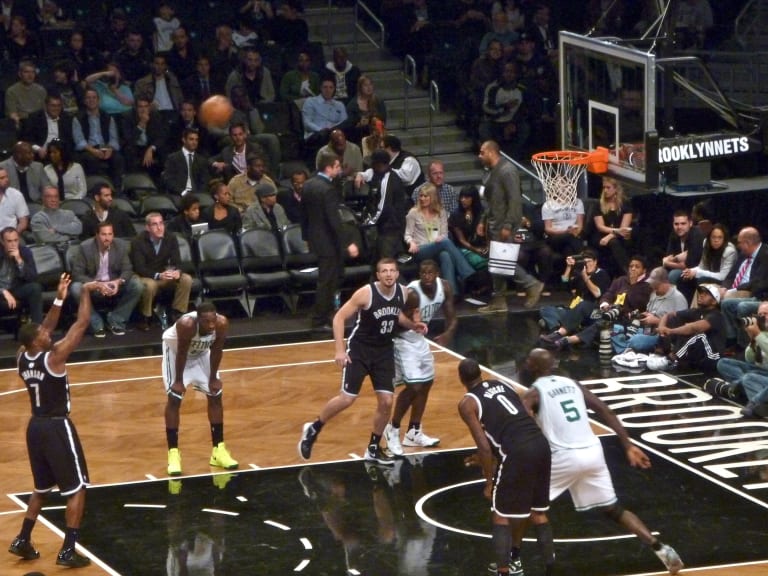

[646,283,725,372]
[612,266,688,354]
[242,184,289,235]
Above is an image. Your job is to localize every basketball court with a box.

[2,311,768,575]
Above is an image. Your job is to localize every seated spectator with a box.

[345,75,387,144]
[161,128,211,198]
[232,15,260,48]
[278,170,306,224]
[680,224,737,291]
[182,55,218,105]
[210,122,267,183]
[526,2,558,61]
[515,30,557,124]
[239,0,274,37]
[152,1,180,54]
[166,194,201,241]
[20,94,75,161]
[315,129,362,195]
[647,283,725,373]
[130,213,193,331]
[492,0,525,33]
[325,47,360,105]
[611,266,688,354]
[80,183,136,240]
[280,50,321,102]
[46,62,84,117]
[134,54,184,124]
[413,160,458,215]
[0,226,43,324]
[166,26,199,86]
[229,154,277,213]
[466,40,505,135]
[0,167,30,234]
[549,255,651,351]
[120,98,169,177]
[225,47,276,104]
[227,86,282,176]
[515,204,556,293]
[202,180,242,237]
[5,16,41,65]
[115,28,153,86]
[361,116,386,165]
[479,10,519,59]
[269,0,309,46]
[30,185,83,245]
[542,195,585,258]
[707,301,768,417]
[662,209,704,304]
[209,24,240,91]
[72,88,126,190]
[0,141,49,203]
[405,182,476,295]
[4,60,46,129]
[479,61,531,160]
[84,63,135,116]
[448,185,491,295]
[43,140,87,200]
[65,30,104,78]
[101,8,129,61]
[69,221,144,337]
[170,100,215,157]
[538,249,611,344]
[302,76,348,150]
[591,176,633,277]
[243,183,290,233]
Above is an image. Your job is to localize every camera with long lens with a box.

[570,253,586,272]
[625,310,643,336]
[601,305,622,322]
[741,315,767,330]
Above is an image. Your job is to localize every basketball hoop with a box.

[531,148,609,207]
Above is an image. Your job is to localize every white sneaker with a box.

[646,354,671,371]
[402,428,440,447]
[654,543,684,574]
[384,423,403,456]
[612,350,649,368]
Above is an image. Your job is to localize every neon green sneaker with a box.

[168,479,182,495]
[212,473,234,490]
[168,448,182,476]
[210,442,238,470]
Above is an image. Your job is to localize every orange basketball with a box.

[198,95,233,128]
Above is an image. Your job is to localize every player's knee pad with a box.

[603,503,625,523]
[207,388,223,399]
[167,389,184,403]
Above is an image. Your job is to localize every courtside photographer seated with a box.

[704,301,768,419]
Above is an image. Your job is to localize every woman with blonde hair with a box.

[591,176,633,277]
[405,183,476,294]
[346,75,388,143]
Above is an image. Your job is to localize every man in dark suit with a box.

[301,151,358,331]
[209,122,266,183]
[721,226,768,347]
[69,222,143,337]
[162,128,211,199]
[120,97,169,176]
[0,226,43,324]
[80,183,136,240]
[130,212,192,331]
[20,94,75,161]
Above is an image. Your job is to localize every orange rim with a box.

[531,147,609,165]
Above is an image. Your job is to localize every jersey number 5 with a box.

[560,399,581,422]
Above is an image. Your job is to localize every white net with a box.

[531,151,590,208]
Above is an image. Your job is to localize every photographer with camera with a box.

[611,267,689,357]
[644,284,726,372]
[541,255,649,351]
[538,248,610,350]
[705,301,768,418]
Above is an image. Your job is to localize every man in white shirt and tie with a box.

[161,128,211,199]
[721,227,768,348]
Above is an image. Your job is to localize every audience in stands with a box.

[21,94,74,160]
[345,75,387,144]
[0,226,43,324]
[166,194,202,241]
[0,141,48,203]
[72,88,125,190]
[680,224,737,290]
[202,179,242,237]
[183,55,218,105]
[280,50,321,102]
[325,47,360,105]
[120,97,169,178]
[229,154,276,213]
[302,76,348,150]
[0,167,30,234]
[278,170,306,224]
[5,60,46,128]
[66,30,104,79]
[591,176,633,278]
[80,183,135,240]
[46,62,83,116]
[152,2,180,54]
[662,209,704,304]
[167,27,199,87]
[270,0,309,46]
[315,129,362,191]
[243,183,290,234]
[210,122,266,183]
[413,159,458,215]
[43,139,86,200]
[162,128,210,198]
[5,15,41,64]
[479,61,531,159]
[479,10,518,59]
[115,28,153,86]
[448,185,490,286]
[84,63,134,116]
[226,47,276,104]
[360,149,407,261]
[134,54,184,124]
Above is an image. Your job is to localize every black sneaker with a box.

[8,536,39,560]
[364,444,395,466]
[56,547,91,568]
[298,422,317,461]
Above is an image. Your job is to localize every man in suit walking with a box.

[162,128,211,199]
[301,151,358,331]
[69,222,143,337]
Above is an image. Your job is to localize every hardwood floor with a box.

[2,342,766,575]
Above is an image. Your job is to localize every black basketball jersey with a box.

[348,282,406,347]
[19,351,70,417]
[464,379,543,450]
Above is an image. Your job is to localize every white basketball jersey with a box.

[532,374,599,451]
[162,312,217,358]
[399,278,445,343]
